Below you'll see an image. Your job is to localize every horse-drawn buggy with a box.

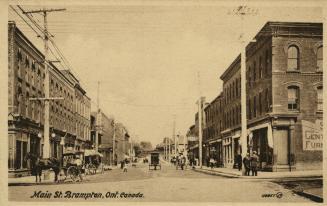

[61,150,84,182]
[148,151,161,170]
[84,149,104,175]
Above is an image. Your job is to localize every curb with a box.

[294,191,323,203]
[194,168,323,180]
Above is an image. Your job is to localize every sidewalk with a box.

[194,166,323,179]
[8,166,119,186]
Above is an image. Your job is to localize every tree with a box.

[140,141,153,151]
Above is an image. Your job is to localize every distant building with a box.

[203,93,224,167]
[115,123,130,162]
[91,110,115,165]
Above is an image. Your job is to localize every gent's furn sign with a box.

[302,120,323,151]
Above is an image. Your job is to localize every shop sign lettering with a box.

[302,120,323,151]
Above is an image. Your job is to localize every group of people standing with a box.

[236,151,259,176]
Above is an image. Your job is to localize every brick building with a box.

[213,21,323,171]
[203,93,224,167]
[8,22,91,177]
[90,110,116,165]
[114,123,130,163]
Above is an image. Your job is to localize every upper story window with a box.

[287,46,299,71]
[259,57,263,78]
[317,46,323,71]
[288,86,299,110]
[317,86,323,111]
[253,61,256,82]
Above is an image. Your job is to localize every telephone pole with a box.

[24,7,66,158]
[172,114,176,157]
[95,81,100,153]
[229,5,258,176]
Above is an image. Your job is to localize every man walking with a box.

[251,151,259,176]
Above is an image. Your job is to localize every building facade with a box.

[203,93,224,167]
[8,22,91,177]
[91,110,115,165]
[208,21,323,171]
[114,123,130,163]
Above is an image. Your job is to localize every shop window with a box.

[317,46,323,71]
[288,86,299,110]
[317,86,323,111]
[287,46,299,71]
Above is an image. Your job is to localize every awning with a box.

[209,138,222,144]
[84,149,103,157]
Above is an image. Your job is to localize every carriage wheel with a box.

[67,166,78,182]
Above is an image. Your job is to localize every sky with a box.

[8,2,323,146]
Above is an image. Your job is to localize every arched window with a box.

[288,86,299,110]
[288,46,299,71]
[317,86,323,111]
[317,46,323,71]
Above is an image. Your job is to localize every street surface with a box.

[9,162,312,202]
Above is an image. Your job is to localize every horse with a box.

[24,152,61,183]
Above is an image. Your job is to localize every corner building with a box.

[219,22,322,171]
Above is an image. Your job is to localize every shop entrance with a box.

[252,128,273,170]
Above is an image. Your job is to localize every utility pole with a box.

[24,7,66,158]
[173,114,176,157]
[112,119,116,165]
[168,137,171,162]
[196,71,203,168]
[95,81,100,153]
[229,5,257,176]
[198,98,203,168]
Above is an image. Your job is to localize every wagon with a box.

[148,151,161,170]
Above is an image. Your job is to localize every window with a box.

[287,46,299,70]
[317,86,323,111]
[288,86,299,110]
[248,98,251,119]
[265,49,270,75]
[253,96,257,118]
[317,46,323,71]
[253,61,256,82]
[259,57,263,78]
[248,67,252,87]
[259,92,262,115]
[265,88,269,112]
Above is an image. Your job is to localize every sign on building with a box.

[302,120,323,151]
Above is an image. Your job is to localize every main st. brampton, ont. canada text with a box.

[30,190,144,200]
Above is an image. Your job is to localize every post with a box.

[112,119,116,165]
[173,115,176,157]
[21,7,66,159]
[198,98,203,168]
[43,11,50,158]
[95,81,100,153]
[168,138,171,162]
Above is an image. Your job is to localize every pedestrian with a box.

[242,153,251,176]
[182,156,187,170]
[123,163,127,172]
[209,157,215,169]
[251,151,259,176]
[236,154,242,171]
